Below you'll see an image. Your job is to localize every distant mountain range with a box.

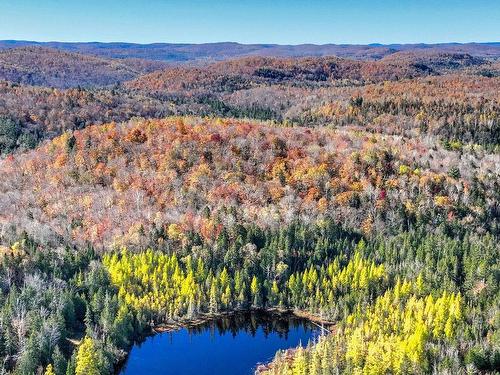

[0,44,496,89]
[1,40,499,63]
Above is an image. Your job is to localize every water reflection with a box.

[120,311,317,375]
[186,311,311,339]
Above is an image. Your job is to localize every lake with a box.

[119,311,319,375]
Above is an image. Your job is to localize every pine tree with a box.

[65,351,77,375]
[52,346,67,375]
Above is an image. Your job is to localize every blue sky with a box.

[1,0,499,44]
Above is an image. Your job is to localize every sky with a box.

[0,0,499,45]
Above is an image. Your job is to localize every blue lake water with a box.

[119,312,318,375]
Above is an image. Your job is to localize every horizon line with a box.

[1,39,500,47]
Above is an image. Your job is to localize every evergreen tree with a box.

[75,337,100,375]
[45,364,56,375]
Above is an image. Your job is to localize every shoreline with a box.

[151,307,335,334]
[115,308,335,374]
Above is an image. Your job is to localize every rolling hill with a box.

[0,46,168,88]
[126,52,492,92]
[0,52,498,156]
[1,116,497,250]
[0,40,499,63]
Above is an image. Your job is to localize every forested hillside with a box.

[0,52,498,156]
[126,53,491,91]
[0,81,171,154]
[1,117,498,248]
[0,43,498,375]
[0,47,168,88]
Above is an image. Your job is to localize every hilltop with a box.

[0,46,168,88]
[1,117,497,249]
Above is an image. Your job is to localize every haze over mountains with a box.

[1,40,499,63]
[0,42,498,89]
[0,46,169,88]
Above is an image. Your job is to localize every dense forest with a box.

[2,117,498,248]
[0,50,498,157]
[0,47,168,88]
[0,43,498,374]
[0,217,498,374]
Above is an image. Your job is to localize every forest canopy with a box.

[0,44,498,375]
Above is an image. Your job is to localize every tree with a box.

[45,364,56,375]
[0,116,20,154]
[269,280,280,306]
[15,336,40,375]
[291,346,308,375]
[52,346,67,375]
[209,281,219,314]
[66,345,77,375]
[75,337,100,375]
[250,276,261,307]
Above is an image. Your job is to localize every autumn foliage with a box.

[1,116,496,249]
